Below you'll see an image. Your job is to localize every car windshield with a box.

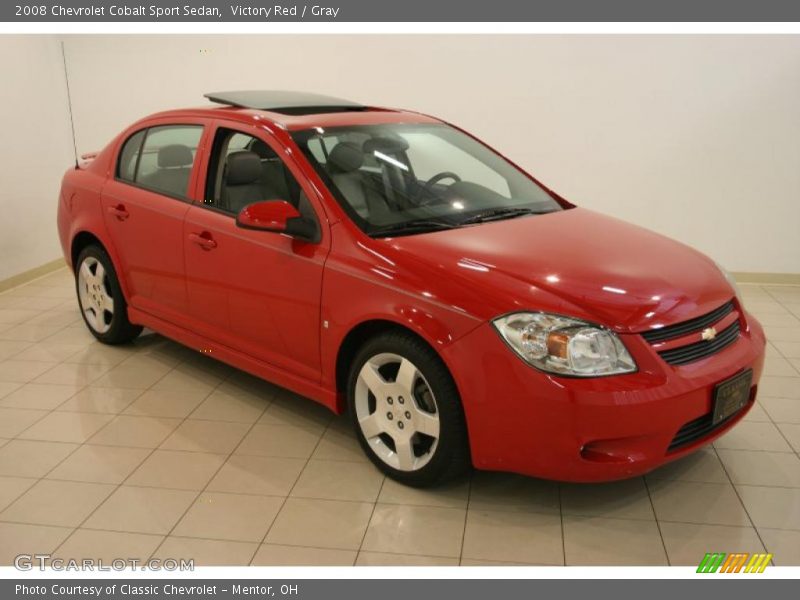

[291,123,565,237]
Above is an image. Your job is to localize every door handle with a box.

[188,231,217,250]
[106,203,129,220]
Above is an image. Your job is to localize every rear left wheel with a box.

[75,245,142,344]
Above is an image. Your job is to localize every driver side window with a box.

[204,128,315,220]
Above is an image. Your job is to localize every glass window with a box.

[204,128,316,221]
[292,123,564,237]
[116,129,146,182]
[133,125,203,198]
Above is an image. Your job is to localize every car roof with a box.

[142,90,442,132]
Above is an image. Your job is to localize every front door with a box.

[183,124,329,381]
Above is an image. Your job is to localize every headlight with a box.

[492,312,636,377]
[715,261,744,308]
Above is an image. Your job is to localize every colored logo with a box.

[697,552,772,573]
[701,327,718,341]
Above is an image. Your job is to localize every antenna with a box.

[60,40,79,168]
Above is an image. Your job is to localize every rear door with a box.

[101,121,209,325]
[182,122,330,381]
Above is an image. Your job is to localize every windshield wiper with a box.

[459,207,545,225]
[369,220,457,238]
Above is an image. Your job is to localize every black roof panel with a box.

[204,90,364,112]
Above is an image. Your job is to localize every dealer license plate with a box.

[712,369,753,426]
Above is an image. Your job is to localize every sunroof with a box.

[204,90,365,113]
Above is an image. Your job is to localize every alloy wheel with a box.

[77,256,114,334]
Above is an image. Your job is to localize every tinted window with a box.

[117,129,146,182]
[204,128,316,221]
[121,125,203,198]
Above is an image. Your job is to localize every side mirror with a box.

[236,200,319,242]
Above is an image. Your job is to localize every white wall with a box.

[3,35,799,279]
[0,36,75,281]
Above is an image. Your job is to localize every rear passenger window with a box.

[117,125,203,199]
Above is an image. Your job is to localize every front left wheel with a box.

[75,245,142,344]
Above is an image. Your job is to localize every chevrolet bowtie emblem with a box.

[701,327,717,341]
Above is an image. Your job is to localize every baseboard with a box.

[733,272,800,285]
[0,258,67,293]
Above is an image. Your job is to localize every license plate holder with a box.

[712,369,753,426]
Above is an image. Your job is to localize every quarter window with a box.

[116,125,203,199]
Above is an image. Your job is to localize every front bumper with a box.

[441,310,766,482]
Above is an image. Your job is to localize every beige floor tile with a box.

[356,551,457,566]
[0,407,47,438]
[758,313,800,328]
[310,424,368,463]
[189,388,267,423]
[460,558,539,566]
[742,401,771,422]
[649,480,750,526]
[127,450,226,491]
[560,478,654,520]
[462,508,562,564]
[84,486,197,535]
[763,327,800,343]
[378,477,469,509]
[253,544,356,566]
[46,445,150,484]
[149,368,220,395]
[362,504,465,558]
[0,479,115,527]
[207,454,305,497]
[0,323,61,343]
[0,308,39,325]
[18,412,113,444]
[235,423,322,459]
[0,381,23,400]
[773,341,800,359]
[563,515,667,565]
[736,485,800,530]
[33,362,109,387]
[761,397,800,424]
[659,522,765,566]
[173,492,283,542]
[0,439,78,477]
[92,360,172,389]
[123,389,209,419]
[646,447,729,483]
[0,360,58,383]
[153,536,257,566]
[159,420,250,454]
[469,472,559,514]
[0,341,32,361]
[57,387,143,414]
[258,393,333,432]
[88,415,182,448]
[54,529,163,562]
[758,528,800,566]
[0,476,36,511]
[0,522,72,565]
[15,342,86,363]
[65,343,134,367]
[717,449,800,487]
[763,357,800,377]
[714,421,793,452]
[267,497,373,550]
[291,460,383,502]
[777,423,800,452]
[758,376,800,399]
[0,383,82,410]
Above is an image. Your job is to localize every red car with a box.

[57,91,766,486]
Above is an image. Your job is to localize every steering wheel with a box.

[418,171,462,204]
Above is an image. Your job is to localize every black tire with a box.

[75,245,142,345]
[347,330,470,487]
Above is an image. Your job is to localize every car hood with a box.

[382,207,734,333]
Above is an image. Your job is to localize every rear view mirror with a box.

[236,200,318,242]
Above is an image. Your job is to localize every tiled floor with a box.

[0,268,799,566]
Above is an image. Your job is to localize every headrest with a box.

[363,136,410,154]
[249,139,275,159]
[225,151,262,186]
[158,144,194,168]
[327,141,363,173]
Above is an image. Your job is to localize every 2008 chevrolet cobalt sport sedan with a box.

[56,90,766,487]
